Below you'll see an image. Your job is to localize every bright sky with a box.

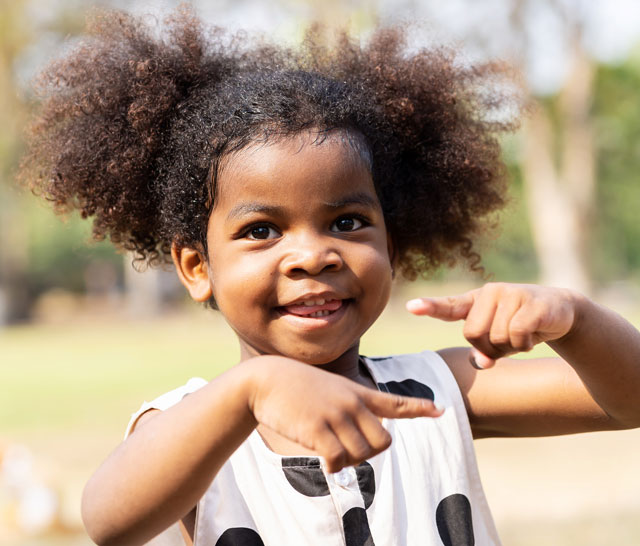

[19,0,640,96]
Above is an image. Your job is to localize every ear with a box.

[171,243,213,302]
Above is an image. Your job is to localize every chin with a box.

[283,344,355,366]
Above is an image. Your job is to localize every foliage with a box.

[472,140,539,283]
[591,52,640,282]
[25,200,123,295]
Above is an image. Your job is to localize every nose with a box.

[280,231,344,277]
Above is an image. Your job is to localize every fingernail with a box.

[406,299,423,311]
[434,401,445,413]
[469,354,484,370]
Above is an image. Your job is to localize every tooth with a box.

[315,299,325,305]
[304,300,314,306]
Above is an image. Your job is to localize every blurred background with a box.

[1,0,639,544]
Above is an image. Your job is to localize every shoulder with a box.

[124,377,208,438]
[436,347,476,397]
[364,351,462,406]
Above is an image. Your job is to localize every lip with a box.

[276,298,351,330]
[280,291,348,307]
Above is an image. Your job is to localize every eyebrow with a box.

[226,192,380,221]
[226,203,282,221]
[323,192,380,210]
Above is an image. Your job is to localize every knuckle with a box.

[509,323,531,341]
[342,395,362,415]
[350,442,371,461]
[310,420,331,439]
[374,429,392,450]
[463,325,485,341]
[485,281,503,293]
[324,448,346,469]
[489,331,509,346]
[509,318,530,333]
[326,406,348,424]
[391,394,408,410]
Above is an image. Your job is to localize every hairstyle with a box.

[20,7,522,281]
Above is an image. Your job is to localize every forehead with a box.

[213,131,378,208]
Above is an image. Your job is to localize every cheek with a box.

[360,242,393,273]
[359,247,393,300]
[209,251,273,307]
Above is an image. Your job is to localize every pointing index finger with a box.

[406,291,476,322]
[358,387,445,419]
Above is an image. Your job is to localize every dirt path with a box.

[475,428,640,522]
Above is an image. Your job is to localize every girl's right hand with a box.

[245,355,443,473]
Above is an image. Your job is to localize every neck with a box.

[238,343,375,389]
[315,345,372,387]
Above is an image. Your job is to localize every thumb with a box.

[406,291,476,322]
[469,347,497,370]
[359,387,444,419]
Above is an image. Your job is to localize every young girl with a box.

[21,8,640,546]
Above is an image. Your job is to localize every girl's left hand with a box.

[406,283,580,369]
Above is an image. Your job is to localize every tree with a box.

[382,0,640,292]
[0,0,32,323]
[0,0,118,324]
[513,1,594,293]
[591,52,640,283]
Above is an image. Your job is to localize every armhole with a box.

[127,408,162,436]
[420,349,472,424]
[124,377,209,440]
[180,506,197,545]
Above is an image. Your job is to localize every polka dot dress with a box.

[127,352,501,545]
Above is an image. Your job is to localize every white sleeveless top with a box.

[127,351,501,545]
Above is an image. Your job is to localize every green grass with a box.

[0,312,239,434]
[0,289,562,434]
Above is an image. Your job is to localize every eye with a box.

[245,225,279,240]
[331,216,365,232]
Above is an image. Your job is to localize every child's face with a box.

[206,131,393,365]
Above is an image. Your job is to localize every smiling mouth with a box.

[278,298,346,319]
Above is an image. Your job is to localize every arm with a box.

[81,362,257,546]
[82,355,442,546]
[407,283,640,438]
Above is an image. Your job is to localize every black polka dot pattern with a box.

[343,507,375,546]
[435,494,474,546]
[281,457,330,497]
[215,527,265,545]
[355,461,375,509]
[377,379,435,401]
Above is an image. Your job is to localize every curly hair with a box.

[20,6,522,281]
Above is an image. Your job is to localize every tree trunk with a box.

[521,106,591,293]
[558,42,596,269]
